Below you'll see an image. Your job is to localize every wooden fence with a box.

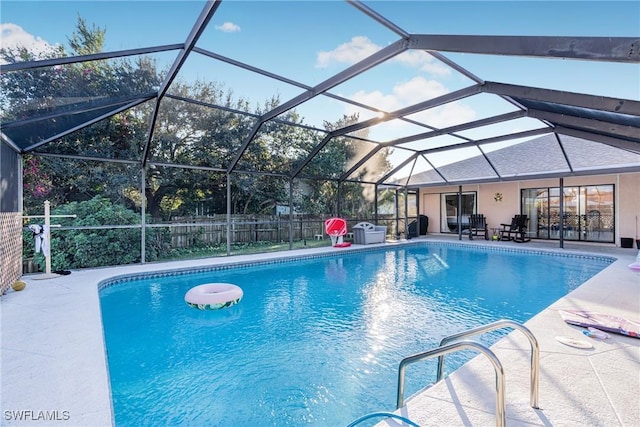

[163,215,337,248]
[160,215,397,248]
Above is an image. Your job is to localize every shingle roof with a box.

[406,133,640,186]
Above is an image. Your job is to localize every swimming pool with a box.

[99,243,613,426]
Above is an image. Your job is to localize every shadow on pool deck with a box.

[1,237,638,426]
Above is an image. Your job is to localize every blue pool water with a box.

[99,243,612,426]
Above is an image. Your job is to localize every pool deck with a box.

[1,237,638,426]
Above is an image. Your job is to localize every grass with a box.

[155,238,339,262]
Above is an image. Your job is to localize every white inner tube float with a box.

[185,283,243,310]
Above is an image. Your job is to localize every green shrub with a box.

[48,196,148,269]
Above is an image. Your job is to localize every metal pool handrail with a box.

[436,319,540,409]
[396,340,506,427]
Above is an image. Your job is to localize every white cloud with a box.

[395,50,450,76]
[215,22,241,33]
[343,76,476,140]
[316,36,450,76]
[346,76,450,115]
[0,23,57,56]
[316,36,378,69]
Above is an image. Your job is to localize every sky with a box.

[1,0,639,170]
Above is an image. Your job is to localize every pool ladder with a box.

[396,319,540,427]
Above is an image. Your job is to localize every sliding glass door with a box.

[440,192,476,233]
[522,185,614,243]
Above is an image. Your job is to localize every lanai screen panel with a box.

[559,135,640,170]
[293,179,338,217]
[355,119,434,144]
[387,155,445,186]
[229,173,289,215]
[428,146,498,182]
[397,134,468,152]
[297,136,377,180]
[1,0,638,190]
[35,102,153,161]
[172,51,307,113]
[22,157,143,215]
[235,121,325,174]
[286,95,373,131]
[408,92,522,129]
[485,134,570,177]
[454,117,547,142]
[0,51,175,150]
[148,98,257,170]
[194,1,396,88]
[330,50,475,114]
[345,145,396,183]
[145,166,227,220]
[1,1,203,59]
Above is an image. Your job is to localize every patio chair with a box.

[352,222,387,244]
[499,215,520,241]
[512,214,531,243]
[500,214,530,242]
[468,214,489,240]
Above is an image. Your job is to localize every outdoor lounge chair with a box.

[500,216,519,241]
[500,214,530,242]
[353,222,386,244]
[468,214,489,240]
[512,215,531,243]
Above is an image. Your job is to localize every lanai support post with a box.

[559,177,564,249]
[458,185,463,240]
[404,186,409,239]
[288,179,293,249]
[337,181,342,218]
[141,166,146,263]
[226,173,231,256]
[374,184,379,224]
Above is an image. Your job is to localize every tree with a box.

[6,16,394,228]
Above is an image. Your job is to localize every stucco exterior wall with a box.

[419,172,640,247]
[618,173,640,244]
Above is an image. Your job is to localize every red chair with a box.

[324,218,351,247]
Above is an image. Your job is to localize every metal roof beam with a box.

[0,133,21,153]
[554,132,574,173]
[390,110,527,147]
[22,97,151,153]
[157,1,221,100]
[416,128,551,155]
[0,44,184,72]
[555,126,640,153]
[348,0,410,39]
[409,35,640,63]
[527,109,640,142]
[1,93,157,129]
[31,151,140,165]
[484,81,640,115]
